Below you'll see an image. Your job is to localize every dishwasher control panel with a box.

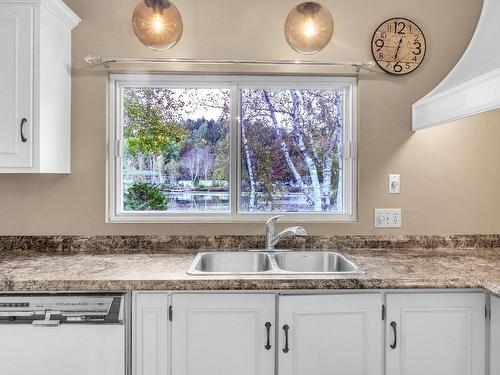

[0,294,124,325]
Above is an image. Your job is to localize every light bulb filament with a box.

[152,13,165,33]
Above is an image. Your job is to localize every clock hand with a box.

[395,37,403,60]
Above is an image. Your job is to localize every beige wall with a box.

[2,0,498,236]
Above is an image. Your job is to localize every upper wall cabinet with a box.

[0,0,80,173]
[412,0,500,130]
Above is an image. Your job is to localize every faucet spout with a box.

[265,216,307,251]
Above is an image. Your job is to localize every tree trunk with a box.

[241,119,256,210]
[157,155,165,185]
[321,139,335,210]
[290,90,322,211]
[262,90,312,204]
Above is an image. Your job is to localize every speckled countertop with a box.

[0,248,499,296]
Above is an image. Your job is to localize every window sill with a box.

[108,213,357,224]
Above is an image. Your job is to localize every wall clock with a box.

[371,17,426,75]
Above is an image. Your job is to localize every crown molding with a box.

[0,0,81,29]
[41,0,80,29]
[412,67,500,130]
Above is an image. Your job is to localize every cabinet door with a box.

[172,294,275,375]
[133,292,169,375]
[278,294,383,375]
[386,293,485,375]
[492,296,500,375]
[0,4,33,168]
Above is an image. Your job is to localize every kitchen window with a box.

[109,75,357,222]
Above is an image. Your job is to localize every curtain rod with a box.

[84,55,376,72]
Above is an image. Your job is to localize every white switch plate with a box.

[375,208,402,228]
[389,174,400,194]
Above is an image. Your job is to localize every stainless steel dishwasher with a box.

[0,294,126,375]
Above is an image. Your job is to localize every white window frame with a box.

[108,74,357,223]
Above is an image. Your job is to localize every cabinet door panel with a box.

[278,294,383,375]
[386,293,485,375]
[172,294,275,375]
[133,292,169,375]
[0,4,33,168]
[492,296,500,375]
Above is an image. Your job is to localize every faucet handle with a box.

[266,215,284,227]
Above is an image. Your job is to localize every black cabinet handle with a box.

[265,322,272,350]
[282,324,289,353]
[390,321,397,349]
[20,118,27,143]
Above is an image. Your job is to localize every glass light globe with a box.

[284,2,334,55]
[132,0,183,51]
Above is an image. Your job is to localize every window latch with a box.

[114,139,123,159]
[344,141,357,160]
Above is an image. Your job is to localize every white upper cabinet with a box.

[0,5,33,168]
[0,0,80,173]
[491,296,500,375]
[171,294,275,375]
[278,294,383,375]
[386,293,486,375]
[412,0,500,130]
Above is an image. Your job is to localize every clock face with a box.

[371,18,426,75]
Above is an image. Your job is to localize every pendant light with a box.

[284,2,334,55]
[132,0,183,51]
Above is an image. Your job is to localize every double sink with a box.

[187,251,363,275]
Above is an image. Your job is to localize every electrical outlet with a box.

[389,174,400,194]
[374,208,402,228]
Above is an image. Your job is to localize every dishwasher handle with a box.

[32,311,61,327]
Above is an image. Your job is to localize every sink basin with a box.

[187,251,363,275]
[274,252,361,274]
[187,252,274,275]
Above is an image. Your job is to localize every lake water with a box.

[159,191,340,212]
[165,191,230,211]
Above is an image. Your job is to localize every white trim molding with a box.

[41,0,80,29]
[0,0,80,29]
[412,67,500,130]
[412,0,500,131]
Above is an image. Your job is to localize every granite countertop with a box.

[0,248,499,296]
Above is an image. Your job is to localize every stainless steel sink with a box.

[188,252,274,275]
[274,252,361,274]
[187,251,363,275]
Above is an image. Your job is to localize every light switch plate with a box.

[389,174,400,194]
[375,208,402,228]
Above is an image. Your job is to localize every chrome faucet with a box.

[265,215,307,251]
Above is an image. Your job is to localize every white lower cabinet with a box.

[278,294,383,375]
[133,291,490,375]
[133,292,170,375]
[171,294,275,375]
[386,293,486,375]
[491,296,500,375]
